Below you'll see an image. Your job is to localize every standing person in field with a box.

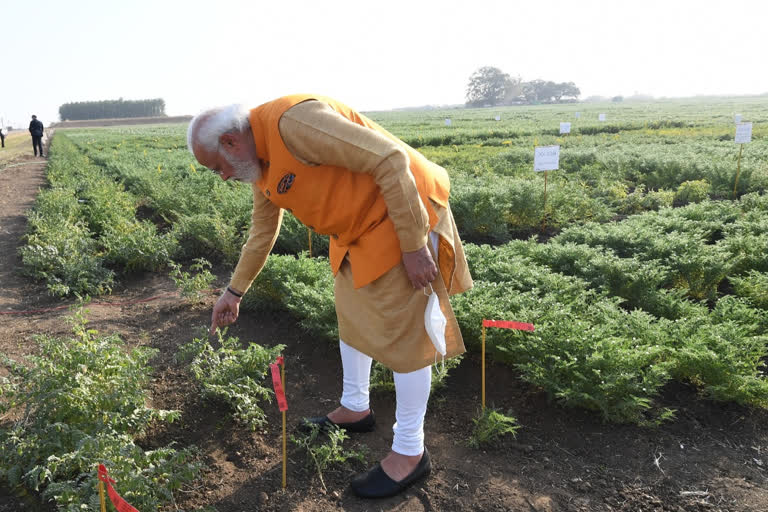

[187,94,472,499]
[29,115,44,157]
[0,128,5,148]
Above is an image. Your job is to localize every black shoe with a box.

[351,449,432,498]
[299,410,376,433]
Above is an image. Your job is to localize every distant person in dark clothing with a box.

[29,115,44,157]
[0,128,5,148]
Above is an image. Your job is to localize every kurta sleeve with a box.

[278,100,429,253]
[229,186,283,293]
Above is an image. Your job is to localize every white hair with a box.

[187,104,251,154]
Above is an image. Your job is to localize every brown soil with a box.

[1,159,768,512]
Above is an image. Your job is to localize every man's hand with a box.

[210,288,242,335]
[402,245,437,289]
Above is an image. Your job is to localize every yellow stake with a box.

[542,171,548,232]
[281,363,287,489]
[481,325,486,411]
[307,228,313,258]
[733,144,744,198]
[98,478,106,512]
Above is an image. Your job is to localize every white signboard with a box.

[734,114,743,123]
[575,112,581,119]
[534,145,560,172]
[560,122,571,134]
[495,115,501,121]
[735,122,752,143]
[445,118,452,126]
[598,113,606,122]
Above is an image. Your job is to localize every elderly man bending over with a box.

[187,94,472,499]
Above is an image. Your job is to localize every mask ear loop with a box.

[424,282,445,372]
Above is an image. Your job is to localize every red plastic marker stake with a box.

[97,465,139,512]
[270,356,288,488]
[481,319,535,410]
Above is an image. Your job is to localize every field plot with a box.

[2,99,768,511]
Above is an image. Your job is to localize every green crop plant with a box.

[469,408,519,448]
[731,271,768,309]
[177,331,285,430]
[16,97,767,428]
[168,258,215,302]
[290,424,366,491]
[0,309,200,511]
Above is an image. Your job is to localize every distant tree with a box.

[558,82,581,101]
[521,79,545,103]
[58,98,167,121]
[465,67,516,107]
[521,80,580,103]
[612,95,624,102]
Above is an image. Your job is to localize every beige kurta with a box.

[229,100,473,372]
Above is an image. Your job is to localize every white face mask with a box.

[424,284,447,358]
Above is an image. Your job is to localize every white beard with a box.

[224,152,261,183]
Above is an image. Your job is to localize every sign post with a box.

[99,478,106,512]
[534,145,560,229]
[270,356,288,488]
[733,122,752,197]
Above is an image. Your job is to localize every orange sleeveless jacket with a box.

[249,94,450,288]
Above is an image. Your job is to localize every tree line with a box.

[465,66,580,107]
[59,98,166,121]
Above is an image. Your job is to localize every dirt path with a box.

[1,144,768,511]
[0,155,48,309]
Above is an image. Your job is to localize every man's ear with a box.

[219,132,238,149]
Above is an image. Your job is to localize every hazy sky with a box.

[2,0,766,128]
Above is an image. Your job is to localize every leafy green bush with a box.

[21,224,114,297]
[291,424,366,491]
[731,271,768,309]
[675,179,711,205]
[240,254,338,341]
[169,258,215,301]
[669,297,768,407]
[177,332,285,430]
[272,212,329,256]
[0,310,200,511]
[469,408,519,448]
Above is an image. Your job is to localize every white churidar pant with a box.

[338,233,438,456]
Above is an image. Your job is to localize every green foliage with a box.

[0,309,200,511]
[731,271,768,309]
[178,332,285,430]
[455,242,768,422]
[669,297,768,406]
[272,212,330,256]
[240,254,338,340]
[290,424,366,490]
[169,258,215,301]
[469,408,519,448]
[675,179,711,205]
[20,100,768,428]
